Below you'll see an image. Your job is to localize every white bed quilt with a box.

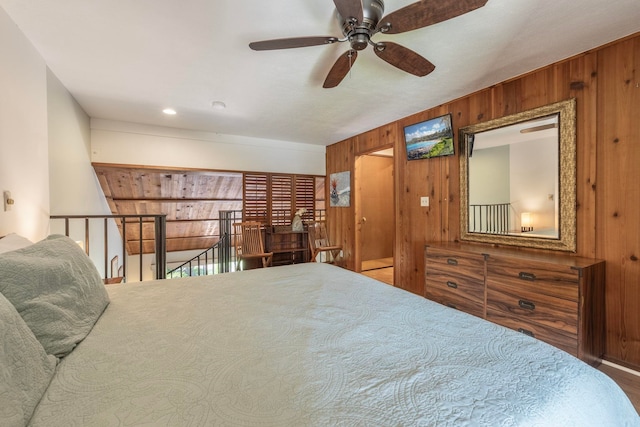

[29,263,639,426]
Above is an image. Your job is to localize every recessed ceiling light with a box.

[211,101,226,110]
[162,108,177,115]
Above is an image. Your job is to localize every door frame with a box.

[354,145,395,273]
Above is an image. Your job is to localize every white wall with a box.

[0,7,49,241]
[0,8,122,279]
[468,145,512,232]
[47,70,122,277]
[469,145,510,205]
[91,119,326,176]
[47,71,104,215]
[509,137,557,230]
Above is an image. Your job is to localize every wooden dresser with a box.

[424,242,605,366]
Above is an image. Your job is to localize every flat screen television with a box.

[404,113,454,160]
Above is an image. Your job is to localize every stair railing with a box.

[167,233,231,278]
[468,203,511,234]
[50,214,167,283]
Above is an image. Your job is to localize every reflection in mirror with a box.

[459,99,577,252]
[469,114,559,238]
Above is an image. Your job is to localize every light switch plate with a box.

[420,196,429,207]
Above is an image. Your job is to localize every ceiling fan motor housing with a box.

[338,0,385,50]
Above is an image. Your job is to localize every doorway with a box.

[355,148,394,284]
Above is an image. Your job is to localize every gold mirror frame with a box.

[459,99,577,251]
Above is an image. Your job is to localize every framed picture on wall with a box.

[329,171,350,207]
[404,113,454,160]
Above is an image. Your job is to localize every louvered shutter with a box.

[243,173,323,225]
[243,173,268,224]
[271,175,293,225]
[294,175,315,222]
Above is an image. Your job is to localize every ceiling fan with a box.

[249,0,488,88]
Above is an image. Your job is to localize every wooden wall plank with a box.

[596,36,640,367]
[567,53,599,257]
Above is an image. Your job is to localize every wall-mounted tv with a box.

[404,113,454,160]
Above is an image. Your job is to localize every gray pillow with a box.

[0,234,110,358]
[0,233,33,254]
[0,292,57,427]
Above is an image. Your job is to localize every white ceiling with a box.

[1,0,639,146]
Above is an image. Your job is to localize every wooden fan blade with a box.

[333,0,363,23]
[249,36,339,51]
[377,0,488,34]
[373,42,435,77]
[323,50,358,88]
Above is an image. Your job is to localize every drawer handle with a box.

[446,281,458,289]
[518,272,537,281]
[446,303,457,309]
[518,299,536,310]
[518,328,535,337]
[447,258,458,266]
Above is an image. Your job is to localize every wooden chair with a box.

[233,222,273,270]
[308,222,342,263]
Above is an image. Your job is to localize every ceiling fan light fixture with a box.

[350,33,370,50]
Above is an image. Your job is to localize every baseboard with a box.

[602,360,640,377]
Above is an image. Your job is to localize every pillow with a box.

[0,292,57,427]
[0,233,33,254]
[0,234,110,358]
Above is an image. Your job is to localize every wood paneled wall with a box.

[326,33,640,368]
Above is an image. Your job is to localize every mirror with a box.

[459,99,576,251]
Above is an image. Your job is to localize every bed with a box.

[1,234,639,426]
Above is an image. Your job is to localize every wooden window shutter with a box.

[243,173,268,224]
[271,174,293,225]
[294,175,315,222]
[244,172,324,225]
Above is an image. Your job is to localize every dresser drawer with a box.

[425,247,485,276]
[486,309,578,357]
[486,282,578,336]
[425,247,485,318]
[426,286,485,318]
[426,271,484,304]
[486,256,579,302]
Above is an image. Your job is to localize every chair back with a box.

[308,222,342,263]
[308,222,329,251]
[233,221,266,256]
